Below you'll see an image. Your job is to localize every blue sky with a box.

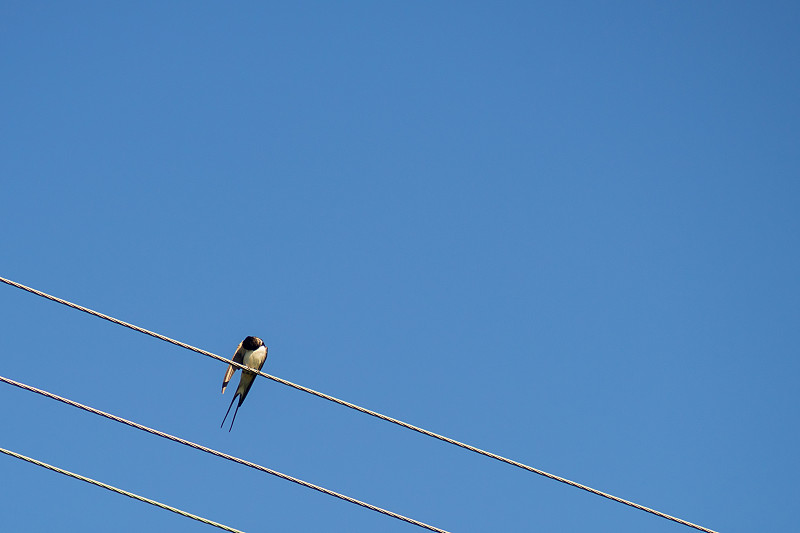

[1,2,798,532]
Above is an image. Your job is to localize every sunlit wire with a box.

[0,446,245,533]
[0,275,718,533]
[0,374,450,533]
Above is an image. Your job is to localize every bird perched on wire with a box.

[220,336,268,431]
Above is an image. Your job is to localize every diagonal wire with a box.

[0,374,450,533]
[0,445,245,533]
[0,275,718,533]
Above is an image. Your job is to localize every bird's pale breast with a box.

[242,346,267,370]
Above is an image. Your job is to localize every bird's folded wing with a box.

[221,342,245,394]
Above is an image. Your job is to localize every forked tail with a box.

[220,393,241,431]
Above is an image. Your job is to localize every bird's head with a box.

[242,336,263,350]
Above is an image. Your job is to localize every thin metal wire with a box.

[0,374,450,533]
[0,446,245,533]
[0,275,718,533]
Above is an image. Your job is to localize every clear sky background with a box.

[1,3,798,533]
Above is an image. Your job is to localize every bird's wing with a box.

[221,341,245,394]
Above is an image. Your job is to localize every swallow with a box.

[220,336,268,431]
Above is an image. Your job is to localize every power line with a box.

[0,445,245,533]
[0,374,450,533]
[0,275,718,533]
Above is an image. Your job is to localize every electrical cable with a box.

[0,374,450,533]
[0,445,245,533]
[0,275,718,533]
